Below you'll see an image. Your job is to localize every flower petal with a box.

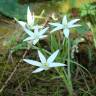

[49,62,66,67]
[32,67,44,73]
[63,28,69,38]
[68,19,80,27]
[23,36,33,41]
[68,24,81,28]
[51,25,63,33]
[49,22,62,26]
[17,21,26,28]
[39,35,47,39]
[32,25,43,29]
[38,50,46,64]
[24,27,34,37]
[33,39,39,45]
[34,26,39,34]
[62,15,67,25]
[27,6,34,26]
[39,27,49,36]
[47,50,59,63]
[23,59,42,66]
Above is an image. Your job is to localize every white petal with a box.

[51,25,63,33]
[49,22,62,26]
[31,13,35,26]
[17,21,26,28]
[27,6,34,26]
[39,35,47,39]
[62,15,67,25]
[49,62,66,67]
[39,27,49,36]
[33,39,39,45]
[24,27,34,37]
[32,67,44,73]
[68,24,81,28]
[68,19,80,27]
[47,50,59,63]
[23,59,42,66]
[38,50,46,64]
[23,36,33,41]
[63,28,69,38]
[32,25,43,29]
[34,26,39,34]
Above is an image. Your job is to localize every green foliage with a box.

[76,23,90,36]
[0,0,96,96]
[0,0,27,19]
[69,0,77,7]
[50,34,59,52]
[80,3,96,16]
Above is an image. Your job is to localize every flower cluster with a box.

[16,7,81,73]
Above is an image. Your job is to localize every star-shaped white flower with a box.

[23,26,49,45]
[16,7,35,29]
[23,50,66,73]
[49,15,81,38]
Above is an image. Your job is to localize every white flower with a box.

[15,7,35,29]
[15,7,42,30]
[49,15,81,38]
[23,26,49,45]
[23,50,66,73]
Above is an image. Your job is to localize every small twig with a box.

[17,80,24,96]
[0,49,28,94]
[15,73,31,91]
[7,50,14,64]
[43,14,52,27]
[74,66,80,80]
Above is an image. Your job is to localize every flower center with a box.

[43,63,48,67]
[63,24,68,29]
[42,63,49,70]
[34,34,39,39]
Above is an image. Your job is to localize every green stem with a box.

[67,38,73,96]
[68,38,71,78]
[90,25,96,48]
